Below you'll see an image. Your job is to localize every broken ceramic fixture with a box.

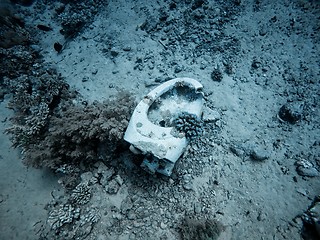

[124,77,204,176]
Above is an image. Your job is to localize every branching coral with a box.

[47,204,80,231]
[70,182,92,205]
[173,112,204,140]
[4,71,70,148]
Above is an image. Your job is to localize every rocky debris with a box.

[140,1,242,59]
[47,204,80,231]
[99,167,115,186]
[295,159,319,177]
[70,182,92,205]
[106,177,122,194]
[278,102,304,124]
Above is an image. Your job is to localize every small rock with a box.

[257,211,267,221]
[82,76,89,82]
[123,46,131,51]
[110,47,119,57]
[194,203,201,214]
[278,102,304,124]
[259,25,268,36]
[296,166,319,177]
[106,179,121,194]
[229,144,245,158]
[100,168,115,186]
[295,159,319,177]
[203,107,221,122]
[80,172,94,182]
[114,175,123,186]
[183,183,193,191]
[250,147,270,161]
[174,66,183,73]
[160,222,166,229]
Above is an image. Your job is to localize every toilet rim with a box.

[132,77,204,136]
[142,77,204,106]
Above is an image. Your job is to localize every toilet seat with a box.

[124,77,204,175]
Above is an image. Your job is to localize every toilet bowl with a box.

[124,77,204,176]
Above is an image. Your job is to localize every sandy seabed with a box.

[0,0,319,239]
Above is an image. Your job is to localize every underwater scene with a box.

[0,0,319,239]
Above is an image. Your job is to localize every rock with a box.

[99,167,115,186]
[80,172,93,182]
[114,175,123,186]
[110,47,119,57]
[183,183,193,191]
[160,222,167,229]
[295,159,319,177]
[229,144,245,158]
[203,107,221,122]
[250,147,270,161]
[106,179,121,194]
[182,174,193,191]
[194,203,201,214]
[278,102,304,124]
[123,46,131,51]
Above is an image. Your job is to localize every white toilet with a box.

[124,77,204,176]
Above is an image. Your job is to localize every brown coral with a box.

[21,90,135,169]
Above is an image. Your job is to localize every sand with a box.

[0,0,319,239]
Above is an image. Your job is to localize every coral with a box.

[211,67,223,82]
[19,90,135,169]
[0,12,31,48]
[4,71,71,148]
[47,204,80,231]
[75,208,101,238]
[173,112,204,140]
[57,0,104,39]
[70,182,92,205]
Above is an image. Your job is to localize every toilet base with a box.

[140,154,175,176]
[124,77,204,176]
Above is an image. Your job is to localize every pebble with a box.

[194,203,201,214]
[160,222,166,229]
[203,107,221,122]
[229,144,245,158]
[295,159,319,177]
[123,46,131,51]
[250,147,270,161]
[278,102,304,124]
[110,47,119,57]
